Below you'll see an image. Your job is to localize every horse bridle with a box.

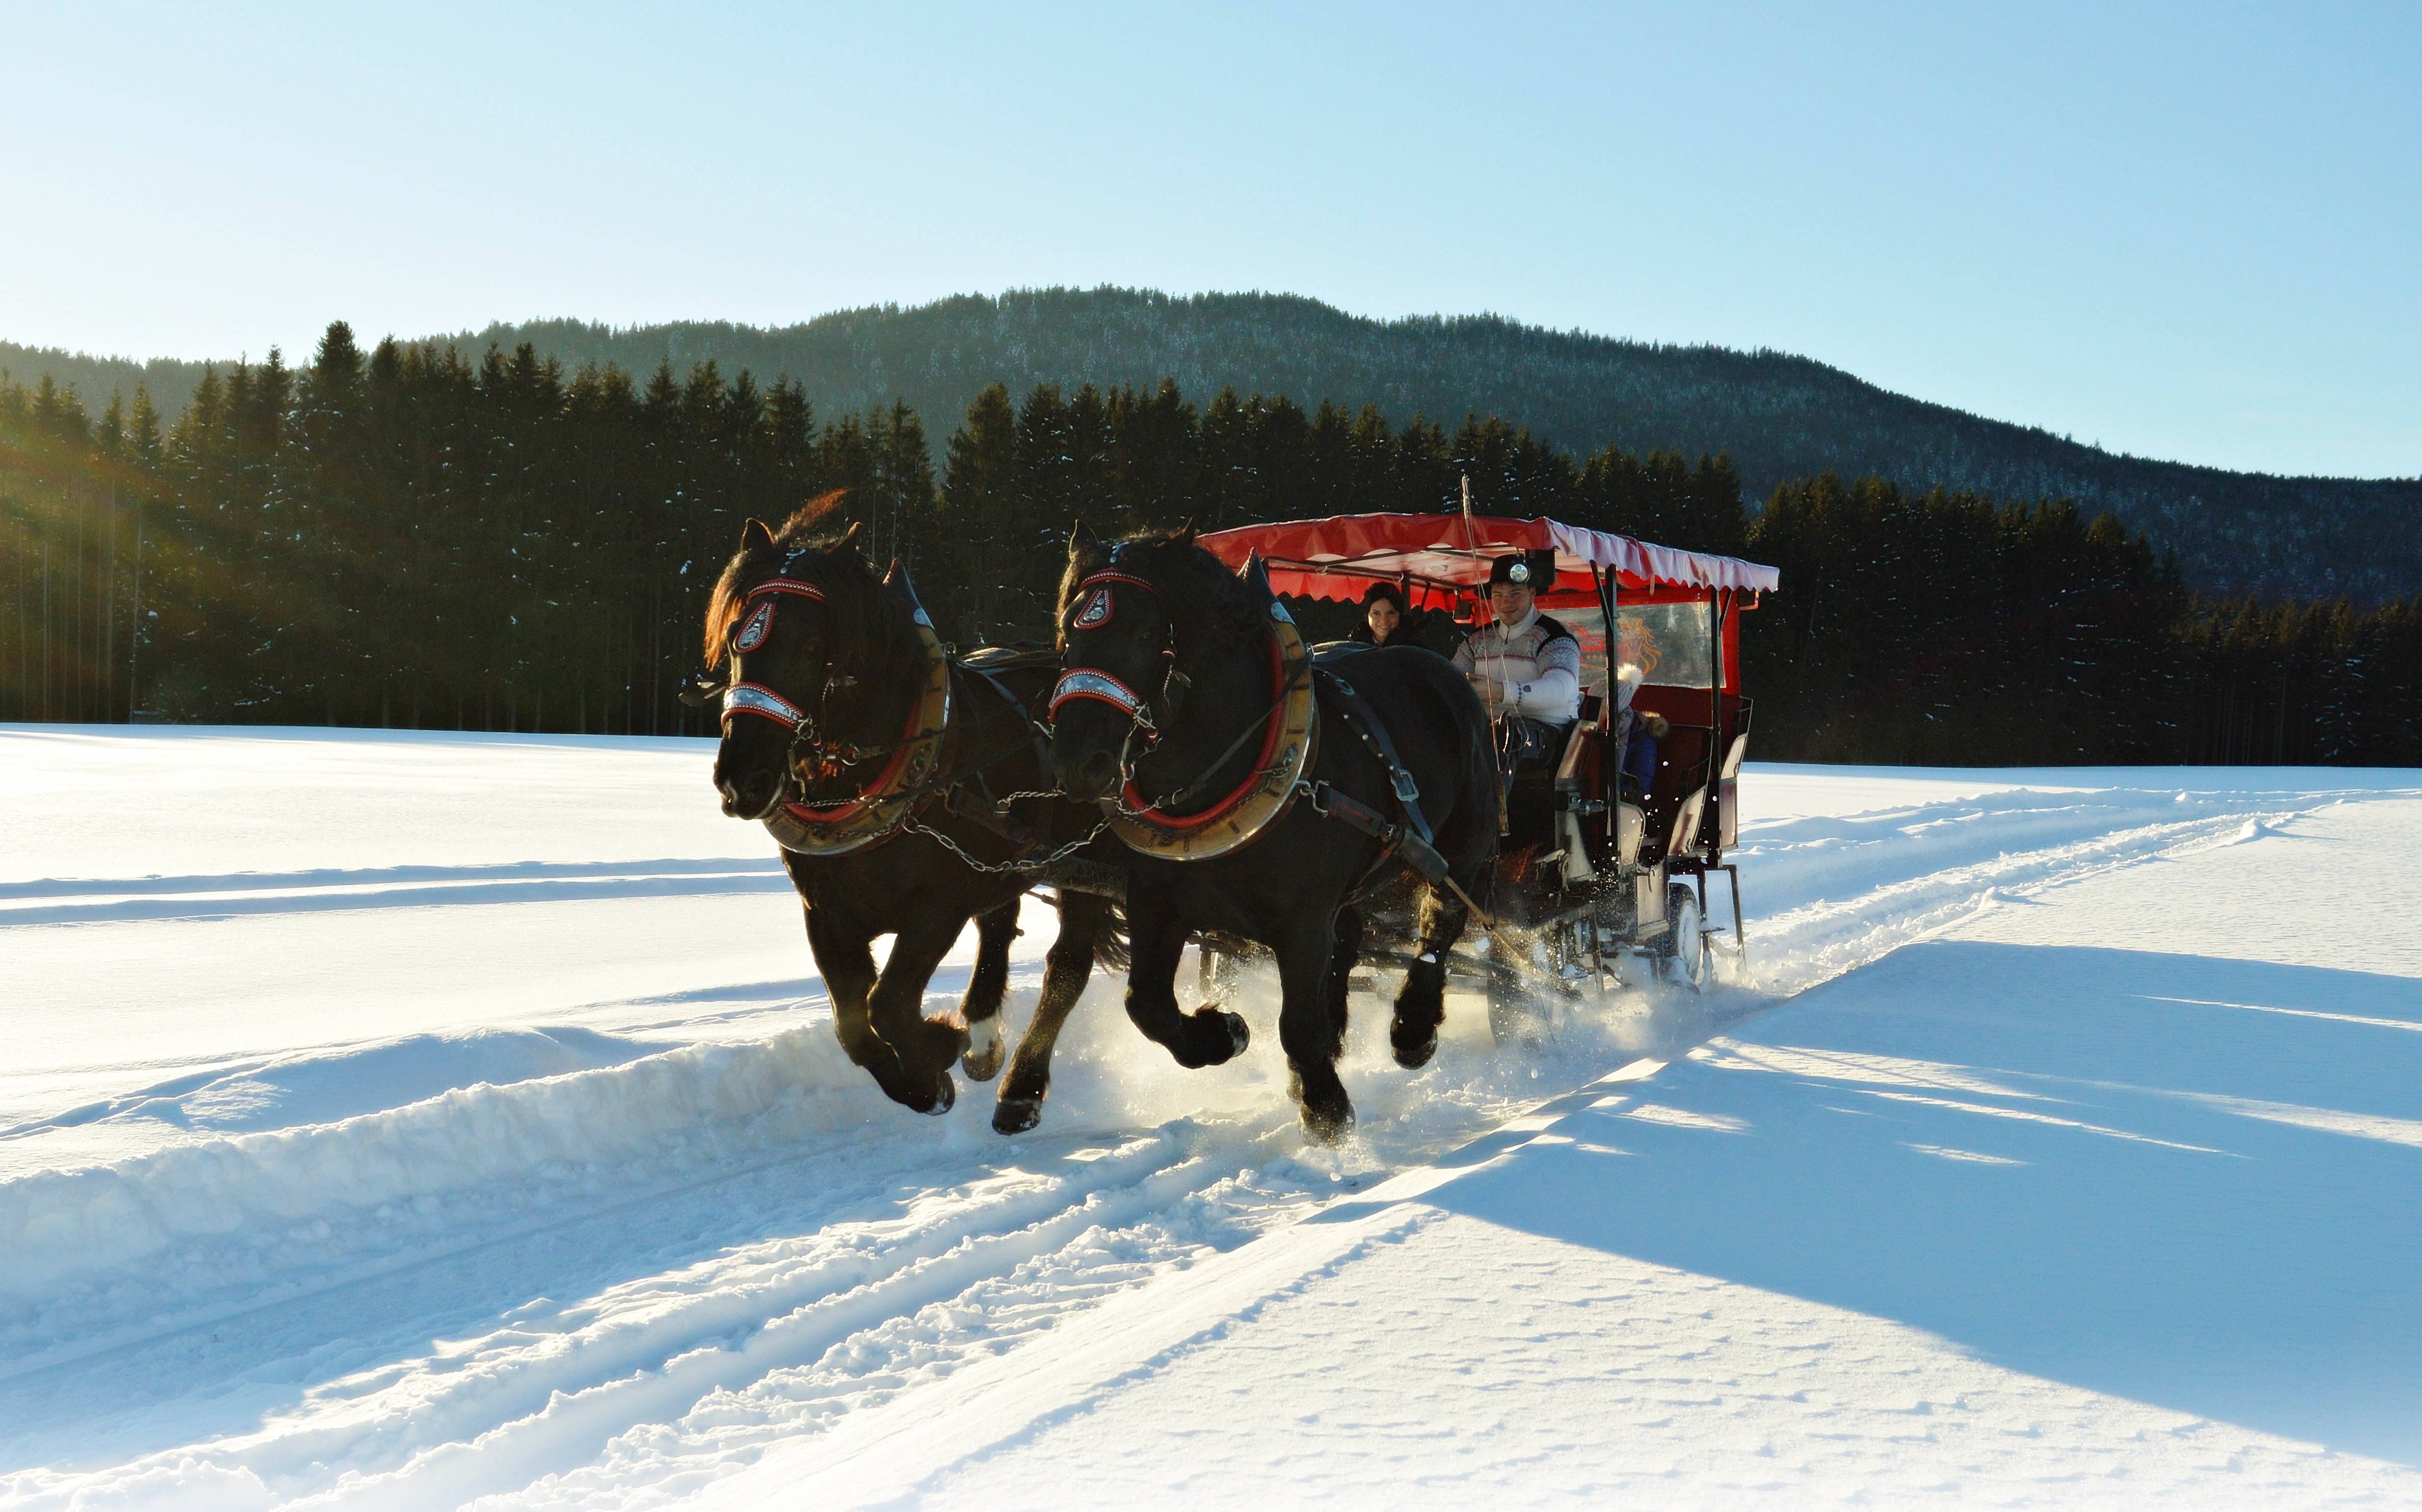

[714,565,898,793]
[1048,563,1197,781]
[1052,557,1323,822]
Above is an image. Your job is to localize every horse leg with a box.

[1391,881,1469,1070]
[993,890,1112,1134]
[960,898,1020,1082]
[1277,912,1353,1143]
[802,903,925,1109]
[862,911,975,1115]
[1122,885,1250,1069]
[1325,904,1364,1061]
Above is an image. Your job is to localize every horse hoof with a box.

[921,1016,971,1069]
[1300,1098,1355,1146]
[962,1020,1006,1082]
[1173,1006,1248,1069]
[923,1074,957,1117]
[992,1096,1043,1135]
[1390,1024,1438,1071]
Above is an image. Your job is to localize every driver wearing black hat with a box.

[1455,552,1581,781]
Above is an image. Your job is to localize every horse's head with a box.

[1049,519,1265,802]
[703,504,906,821]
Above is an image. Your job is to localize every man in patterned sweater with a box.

[1454,552,1582,786]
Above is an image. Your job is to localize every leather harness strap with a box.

[1291,661,1450,886]
[1295,779,1451,886]
[940,658,1057,856]
[1318,667,1437,853]
[1293,656,1499,931]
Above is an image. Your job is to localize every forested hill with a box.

[10,287,2417,599]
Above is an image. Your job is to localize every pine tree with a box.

[940,384,1020,643]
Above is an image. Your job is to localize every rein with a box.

[1116,629,1296,822]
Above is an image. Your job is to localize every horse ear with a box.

[882,558,930,620]
[1238,552,1275,606]
[1068,519,1098,560]
[837,519,865,552]
[1176,516,1198,548]
[741,518,777,555]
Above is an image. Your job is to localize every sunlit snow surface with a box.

[3,726,2419,1508]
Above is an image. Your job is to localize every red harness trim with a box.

[729,578,826,656]
[732,600,777,653]
[747,579,827,603]
[1054,566,1173,723]
[1048,669,1153,722]
[1071,570,1159,596]
[778,688,927,828]
[722,682,809,730]
[1121,628,1289,831]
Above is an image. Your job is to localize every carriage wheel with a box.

[1660,884,1709,993]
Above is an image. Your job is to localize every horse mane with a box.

[1059,527,1267,656]
[704,490,890,669]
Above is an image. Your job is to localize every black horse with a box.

[704,503,1123,1131]
[1048,523,1498,1142]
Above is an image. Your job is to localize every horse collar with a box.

[756,615,953,858]
[1104,602,1318,862]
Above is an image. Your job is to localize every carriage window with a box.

[1549,606,1611,700]
[1616,601,1717,689]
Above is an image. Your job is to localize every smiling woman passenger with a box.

[1355,580,1410,647]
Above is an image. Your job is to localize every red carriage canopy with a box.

[1196,512,1780,611]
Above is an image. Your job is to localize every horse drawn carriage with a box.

[703,494,1776,1138]
[1191,512,1779,1041]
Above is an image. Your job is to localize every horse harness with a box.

[1302,650,1454,892]
[1051,556,1447,889]
[1051,553,1319,863]
[711,558,1072,862]
[927,648,1072,859]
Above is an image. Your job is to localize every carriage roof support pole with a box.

[1594,565,1614,723]
[1706,587,1722,860]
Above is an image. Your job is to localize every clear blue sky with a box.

[4,1,2415,480]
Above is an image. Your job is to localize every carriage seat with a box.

[1502,729,1575,852]
[1633,722,1712,865]
[1615,800,1646,867]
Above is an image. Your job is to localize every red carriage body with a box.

[1198,512,1780,1000]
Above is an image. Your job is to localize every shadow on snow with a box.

[1419,941,2422,1464]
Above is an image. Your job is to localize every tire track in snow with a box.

[3,778,2400,1509]
[1718,786,2390,1003]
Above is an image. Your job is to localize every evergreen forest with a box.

[4,321,2418,766]
[11,288,2416,603]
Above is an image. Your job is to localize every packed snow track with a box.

[3,729,2417,1508]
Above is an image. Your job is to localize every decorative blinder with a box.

[1072,585,1114,629]
[733,598,778,653]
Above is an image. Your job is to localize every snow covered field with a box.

[3,726,2418,1508]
